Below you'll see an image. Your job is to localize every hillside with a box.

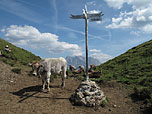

[66,56,100,68]
[98,40,152,111]
[0,38,40,67]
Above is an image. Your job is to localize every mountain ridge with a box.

[66,56,101,68]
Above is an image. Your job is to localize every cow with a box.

[30,57,67,92]
[78,65,85,73]
[89,64,96,72]
[69,65,76,71]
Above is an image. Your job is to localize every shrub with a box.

[134,87,151,100]
[100,96,109,107]
[11,68,21,74]
[100,100,106,107]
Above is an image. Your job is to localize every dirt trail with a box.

[0,61,144,114]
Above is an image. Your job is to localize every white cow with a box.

[31,57,67,92]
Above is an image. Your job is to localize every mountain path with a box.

[0,61,143,114]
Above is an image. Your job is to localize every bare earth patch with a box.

[0,61,144,114]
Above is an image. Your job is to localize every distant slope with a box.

[66,56,100,68]
[98,40,152,108]
[0,38,40,67]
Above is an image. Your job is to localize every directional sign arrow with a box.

[70,14,85,19]
[88,12,104,18]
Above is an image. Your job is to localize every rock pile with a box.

[70,80,106,107]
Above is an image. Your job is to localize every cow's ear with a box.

[28,63,32,66]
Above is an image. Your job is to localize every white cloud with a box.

[104,0,127,9]
[104,0,152,9]
[89,49,101,53]
[105,0,152,33]
[89,48,112,63]
[1,25,82,56]
[142,24,152,33]
[112,17,122,23]
[106,17,133,29]
[90,52,112,63]
[129,0,152,9]
[148,16,152,21]
[136,16,146,22]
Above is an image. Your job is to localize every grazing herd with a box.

[29,57,101,92]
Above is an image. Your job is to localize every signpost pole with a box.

[85,17,89,81]
[70,5,104,81]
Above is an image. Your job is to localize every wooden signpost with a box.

[70,5,104,81]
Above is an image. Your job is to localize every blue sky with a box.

[0,0,152,63]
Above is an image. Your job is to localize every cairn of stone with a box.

[70,80,106,107]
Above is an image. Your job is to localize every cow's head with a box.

[29,61,39,76]
[30,61,47,78]
[90,64,96,69]
[37,64,46,78]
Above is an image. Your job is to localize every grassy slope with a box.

[97,40,152,108]
[0,38,40,67]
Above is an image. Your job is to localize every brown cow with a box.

[89,64,96,72]
[69,65,76,71]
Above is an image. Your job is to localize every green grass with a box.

[96,40,152,109]
[0,38,40,68]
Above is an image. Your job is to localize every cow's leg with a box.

[61,66,66,88]
[61,74,65,88]
[42,79,46,91]
[46,72,51,92]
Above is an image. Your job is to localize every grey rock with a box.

[113,104,117,108]
[70,80,106,107]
